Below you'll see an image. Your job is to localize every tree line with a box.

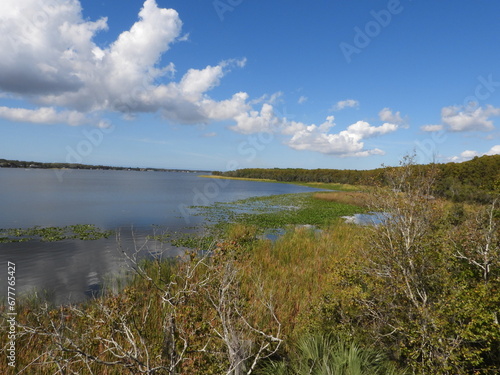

[0,158,207,173]
[213,154,500,203]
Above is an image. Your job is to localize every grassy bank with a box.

[199,174,362,192]
[2,170,499,373]
[0,191,372,374]
[0,219,382,374]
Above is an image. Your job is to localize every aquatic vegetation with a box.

[0,224,113,243]
[194,192,367,232]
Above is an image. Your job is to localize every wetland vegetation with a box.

[0,224,112,243]
[1,155,499,374]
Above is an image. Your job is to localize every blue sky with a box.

[1,0,500,171]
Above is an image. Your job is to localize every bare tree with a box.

[360,154,455,372]
[9,231,281,374]
[203,257,282,375]
[452,197,499,283]
[367,154,440,310]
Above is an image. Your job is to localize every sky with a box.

[1,0,500,171]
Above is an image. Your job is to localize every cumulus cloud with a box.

[228,104,402,157]
[419,104,500,133]
[448,145,500,162]
[0,0,251,126]
[0,0,108,95]
[441,105,500,132]
[298,96,308,104]
[379,107,405,125]
[486,145,500,155]
[0,0,403,159]
[0,106,87,125]
[420,124,444,132]
[283,113,399,157]
[230,103,285,134]
[461,150,480,159]
[331,99,359,111]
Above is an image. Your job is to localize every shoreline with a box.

[199,174,362,192]
[198,174,279,183]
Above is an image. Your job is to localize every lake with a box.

[0,168,322,304]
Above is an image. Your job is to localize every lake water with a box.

[0,168,322,304]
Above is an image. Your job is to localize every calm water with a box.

[0,168,322,304]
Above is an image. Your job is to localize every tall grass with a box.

[236,221,367,341]
[0,196,389,374]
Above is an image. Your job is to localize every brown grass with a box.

[237,222,367,342]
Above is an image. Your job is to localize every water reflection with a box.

[342,212,391,225]
[0,230,185,305]
[0,169,325,305]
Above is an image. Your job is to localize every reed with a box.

[236,221,367,341]
[313,191,371,207]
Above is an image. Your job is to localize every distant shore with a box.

[0,158,210,174]
[198,175,278,183]
[199,174,361,191]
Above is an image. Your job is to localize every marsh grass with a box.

[0,191,375,373]
[195,192,366,234]
[0,258,187,374]
[0,220,369,374]
[236,221,368,341]
[290,181,363,192]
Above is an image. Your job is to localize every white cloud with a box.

[486,145,500,155]
[347,120,398,138]
[267,92,283,105]
[179,65,225,101]
[331,99,359,111]
[441,105,500,132]
[420,124,444,132]
[250,91,283,106]
[461,150,480,159]
[448,145,500,162]
[230,103,284,134]
[298,96,308,104]
[0,106,87,126]
[0,0,252,126]
[229,103,401,157]
[0,0,403,160]
[379,108,405,125]
[283,115,398,157]
[199,92,250,122]
[421,105,500,133]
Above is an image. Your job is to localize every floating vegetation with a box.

[0,224,113,243]
[142,193,366,250]
[193,192,367,233]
